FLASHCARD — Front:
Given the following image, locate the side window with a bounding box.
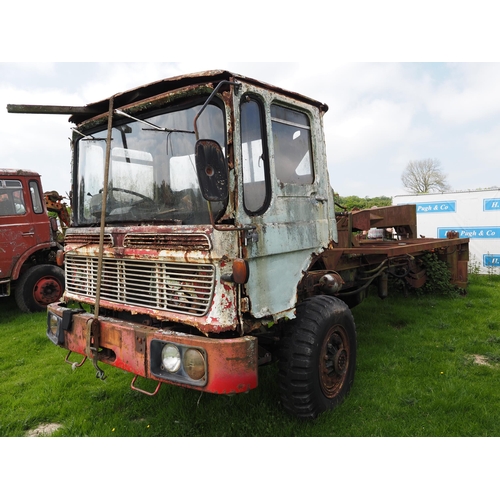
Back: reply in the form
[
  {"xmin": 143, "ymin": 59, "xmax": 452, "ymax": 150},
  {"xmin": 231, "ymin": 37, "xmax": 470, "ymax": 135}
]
[
  {"xmin": 241, "ymin": 97, "xmax": 270, "ymax": 214},
  {"xmin": 0, "ymin": 180, "xmax": 27, "ymax": 216},
  {"xmin": 29, "ymin": 180, "xmax": 44, "ymax": 214},
  {"xmin": 271, "ymin": 105, "xmax": 314, "ymax": 185}
]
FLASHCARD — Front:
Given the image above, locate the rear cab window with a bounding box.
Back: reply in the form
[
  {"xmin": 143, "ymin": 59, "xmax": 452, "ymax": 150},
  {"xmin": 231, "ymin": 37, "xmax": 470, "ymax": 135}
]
[{"xmin": 270, "ymin": 104, "xmax": 314, "ymax": 186}]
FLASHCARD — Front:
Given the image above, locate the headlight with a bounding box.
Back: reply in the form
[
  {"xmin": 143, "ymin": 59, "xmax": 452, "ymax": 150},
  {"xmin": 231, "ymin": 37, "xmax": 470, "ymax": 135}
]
[
  {"xmin": 183, "ymin": 348, "xmax": 206, "ymax": 381},
  {"xmin": 150, "ymin": 340, "xmax": 207, "ymax": 387},
  {"xmin": 46, "ymin": 313, "xmax": 64, "ymax": 345},
  {"xmin": 49, "ymin": 315, "xmax": 59, "ymax": 336},
  {"xmin": 161, "ymin": 344, "xmax": 181, "ymax": 373}
]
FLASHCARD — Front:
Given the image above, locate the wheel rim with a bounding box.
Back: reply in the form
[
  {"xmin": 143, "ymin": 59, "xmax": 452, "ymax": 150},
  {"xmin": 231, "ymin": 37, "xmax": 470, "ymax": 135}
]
[
  {"xmin": 33, "ymin": 277, "xmax": 63, "ymax": 306},
  {"xmin": 319, "ymin": 325, "xmax": 350, "ymax": 398}
]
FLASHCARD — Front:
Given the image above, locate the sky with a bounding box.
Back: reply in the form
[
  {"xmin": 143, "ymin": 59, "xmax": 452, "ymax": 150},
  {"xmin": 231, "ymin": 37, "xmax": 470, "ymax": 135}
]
[
  {"xmin": 2, "ymin": 61, "xmax": 499, "ymax": 201},
  {"xmin": 1, "ymin": 2, "xmax": 499, "ymax": 202}
]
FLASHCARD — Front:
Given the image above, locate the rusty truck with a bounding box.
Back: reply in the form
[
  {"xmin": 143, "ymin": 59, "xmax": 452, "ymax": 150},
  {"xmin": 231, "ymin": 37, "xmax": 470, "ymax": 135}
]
[
  {"xmin": 8, "ymin": 70, "xmax": 469, "ymax": 418},
  {"xmin": 0, "ymin": 169, "xmax": 67, "ymax": 312}
]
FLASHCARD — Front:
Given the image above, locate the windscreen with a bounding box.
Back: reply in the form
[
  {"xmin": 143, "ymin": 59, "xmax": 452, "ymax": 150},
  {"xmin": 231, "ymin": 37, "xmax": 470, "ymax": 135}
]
[{"xmin": 75, "ymin": 101, "xmax": 225, "ymax": 225}]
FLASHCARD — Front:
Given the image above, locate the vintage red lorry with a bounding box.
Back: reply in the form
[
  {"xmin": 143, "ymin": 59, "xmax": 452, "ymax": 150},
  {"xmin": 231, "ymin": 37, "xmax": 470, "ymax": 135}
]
[
  {"xmin": 0, "ymin": 169, "xmax": 66, "ymax": 312},
  {"xmin": 8, "ymin": 70, "xmax": 469, "ymax": 418}
]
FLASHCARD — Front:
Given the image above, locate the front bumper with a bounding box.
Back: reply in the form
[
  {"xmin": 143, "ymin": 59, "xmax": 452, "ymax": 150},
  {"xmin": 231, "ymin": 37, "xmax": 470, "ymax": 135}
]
[{"xmin": 47, "ymin": 302, "xmax": 258, "ymax": 395}]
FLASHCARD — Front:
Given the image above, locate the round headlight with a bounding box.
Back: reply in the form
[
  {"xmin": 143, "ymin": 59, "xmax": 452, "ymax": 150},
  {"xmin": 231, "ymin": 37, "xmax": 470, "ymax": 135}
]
[
  {"xmin": 183, "ymin": 348, "xmax": 206, "ymax": 381},
  {"xmin": 161, "ymin": 344, "xmax": 181, "ymax": 373}
]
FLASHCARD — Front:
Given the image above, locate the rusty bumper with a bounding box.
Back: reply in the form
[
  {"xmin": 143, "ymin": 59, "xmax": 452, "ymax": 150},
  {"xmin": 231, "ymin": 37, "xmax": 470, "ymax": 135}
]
[{"xmin": 47, "ymin": 302, "xmax": 258, "ymax": 395}]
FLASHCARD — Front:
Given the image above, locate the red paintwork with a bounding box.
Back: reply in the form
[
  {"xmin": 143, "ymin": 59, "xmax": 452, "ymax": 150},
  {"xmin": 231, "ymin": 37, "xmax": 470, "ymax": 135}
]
[
  {"xmin": 50, "ymin": 303, "xmax": 258, "ymax": 395},
  {"xmin": 33, "ymin": 275, "xmax": 64, "ymax": 305},
  {"xmin": 0, "ymin": 170, "xmax": 53, "ymax": 281}
]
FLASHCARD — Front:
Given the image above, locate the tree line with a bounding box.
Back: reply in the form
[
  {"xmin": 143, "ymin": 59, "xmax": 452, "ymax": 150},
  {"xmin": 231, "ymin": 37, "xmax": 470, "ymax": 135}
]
[
  {"xmin": 335, "ymin": 157, "xmax": 454, "ymax": 211},
  {"xmin": 334, "ymin": 194, "xmax": 392, "ymax": 211}
]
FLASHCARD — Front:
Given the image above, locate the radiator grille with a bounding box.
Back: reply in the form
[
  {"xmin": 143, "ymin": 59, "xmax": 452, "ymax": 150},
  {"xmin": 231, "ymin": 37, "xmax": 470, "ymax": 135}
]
[
  {"xmin": 65, "ymin": 233, "xmax": 114, "ymax": 247},
  {"xmin": 123, "ymin": 233, "xmax": 211, "ymax": 250},
  {"xmin": 65, "ymin": 255, "xmax": 215, "ymax": 316}
]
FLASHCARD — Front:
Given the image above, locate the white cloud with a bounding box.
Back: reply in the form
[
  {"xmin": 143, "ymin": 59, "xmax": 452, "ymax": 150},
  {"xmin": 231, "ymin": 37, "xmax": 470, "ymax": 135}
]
[
  {"xmin": 426, "ymin": 63, "xmax": 500, "ymax": 124},
  {"xmin": 1, "ymin": 62, "xmax": 499, "ymax": 199},
  {"xmin": 1, "ymin": 85, "xmax": 76, "ymax": 196},
  {"xmin": 466, "ymin": 124, "xmax": 500, "ymax": 165},
  {"xmin": 78, "ymin": 63, "xmax": 179, "ymax": 103}
]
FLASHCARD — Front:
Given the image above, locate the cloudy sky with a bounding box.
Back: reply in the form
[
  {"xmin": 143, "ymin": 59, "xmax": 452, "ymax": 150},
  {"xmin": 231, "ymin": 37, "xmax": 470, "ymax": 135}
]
[
  {"xmin": 1, "ymin": 1, "xmax": 499, "ymax": 203},
  {"xmin": 2, "ymin": 61, "xmax": 499, "ymax": 201}
]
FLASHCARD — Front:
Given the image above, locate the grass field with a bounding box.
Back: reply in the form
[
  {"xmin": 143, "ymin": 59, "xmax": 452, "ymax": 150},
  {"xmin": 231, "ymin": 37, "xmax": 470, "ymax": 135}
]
[{"xmin": 1, "ymin": 273, "xmax": 499, "ymax": 437}]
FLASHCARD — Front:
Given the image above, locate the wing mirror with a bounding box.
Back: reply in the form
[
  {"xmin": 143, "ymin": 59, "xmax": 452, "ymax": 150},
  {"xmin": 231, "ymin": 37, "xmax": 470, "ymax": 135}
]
[{"xmin": 194, "ymin": 139, "xmax": 229, "ymax": 202}]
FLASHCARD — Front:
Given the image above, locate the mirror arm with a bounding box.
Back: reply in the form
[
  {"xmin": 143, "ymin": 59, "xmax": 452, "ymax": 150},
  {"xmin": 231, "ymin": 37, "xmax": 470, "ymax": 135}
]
[
  {"xmin": 206, "ymin": 201, "xmax": 255, "ymax": 234},
  {"xmin": 193, "ymin": 80, "xmax": 241, "ymax": 140}
]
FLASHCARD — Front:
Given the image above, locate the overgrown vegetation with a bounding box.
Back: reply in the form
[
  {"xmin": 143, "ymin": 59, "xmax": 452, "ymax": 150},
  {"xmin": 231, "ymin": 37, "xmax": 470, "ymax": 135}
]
[
  {"xmin": 1, "ymin": 274, "xmax": 499, "ymax": 437},
  {"xmin": 416, "ymin": 251, "xmax": 461, "ymax": 295},
  {"xmin": 334, "ymin": 194, "xmax": 392, "ymax": 211},
  {"xmin": 388, "ymin": 251, "xmax": 462, "ymax": 298}
]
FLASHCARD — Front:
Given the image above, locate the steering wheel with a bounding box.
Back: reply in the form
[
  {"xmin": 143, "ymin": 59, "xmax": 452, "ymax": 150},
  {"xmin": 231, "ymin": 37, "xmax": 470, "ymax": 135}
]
[{"xmin": 106, "ymin": 187, "xmax": 155, "ymax": 204}]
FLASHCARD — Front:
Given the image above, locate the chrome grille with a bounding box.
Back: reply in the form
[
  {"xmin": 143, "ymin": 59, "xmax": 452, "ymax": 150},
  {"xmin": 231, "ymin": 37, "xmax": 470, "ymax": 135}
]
[
  {"xmin": 65, "ymin": 255, "xmax": 215, "ymax": 316},
  {"xmin": 123, "ymin": 233, "xmax": 211, "ymax": 250}
]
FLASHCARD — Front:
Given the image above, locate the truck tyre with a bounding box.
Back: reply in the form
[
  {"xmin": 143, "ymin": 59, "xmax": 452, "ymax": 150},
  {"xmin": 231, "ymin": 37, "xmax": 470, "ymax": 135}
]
[
  {"xmin": 278, "ymin": 295, "xmax": 357, "ymax": 419},
  {"xmin": 15, "ymin": 264, "xmax": 65, "ymax": 313}
]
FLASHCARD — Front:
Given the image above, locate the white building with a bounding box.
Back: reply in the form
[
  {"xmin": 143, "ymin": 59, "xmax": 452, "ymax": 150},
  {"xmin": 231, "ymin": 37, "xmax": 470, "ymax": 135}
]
[{"xmin": 393, "ymin": 188, "xmax": 500, "ymax": 274}]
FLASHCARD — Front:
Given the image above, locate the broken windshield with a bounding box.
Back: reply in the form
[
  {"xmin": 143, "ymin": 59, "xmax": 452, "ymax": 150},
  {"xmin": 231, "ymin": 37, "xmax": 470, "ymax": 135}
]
[{"xmin": 75, "ymin": 101, "xmax": 226, "ymax": 225}]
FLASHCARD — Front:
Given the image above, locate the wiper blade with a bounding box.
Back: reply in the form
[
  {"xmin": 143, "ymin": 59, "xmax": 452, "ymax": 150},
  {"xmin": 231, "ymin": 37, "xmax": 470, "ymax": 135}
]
[
  {"xmin": 142, "ymin": 128, "xmax": 194, "ymax": 134},
  {"xmin": 114, "ymin": 109, "xmax": 194, "ymax": 134},
  {"xmin": 74, "ymin": 128, "xmax": 109, "ymax": 141}
]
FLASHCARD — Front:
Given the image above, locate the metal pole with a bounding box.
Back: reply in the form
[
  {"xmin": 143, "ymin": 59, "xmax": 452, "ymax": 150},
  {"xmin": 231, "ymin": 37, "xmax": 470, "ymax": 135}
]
[
  {"xmin": 94, "ymin": 96, "xmax": 114, "ymax": 318},
  {"xmin": 88, "ymin": 95, "xmax": 114, "ymax": 380}
]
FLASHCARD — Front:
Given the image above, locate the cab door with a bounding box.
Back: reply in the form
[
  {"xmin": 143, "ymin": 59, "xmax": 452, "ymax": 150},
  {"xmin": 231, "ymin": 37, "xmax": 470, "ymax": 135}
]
[
  {"xmin": 0, "ymin": 176, "xmax": 49, "ymax": 280},
  {"xmin": 234, "ymin": 84, "xmax": 336, "ymax": 320}
]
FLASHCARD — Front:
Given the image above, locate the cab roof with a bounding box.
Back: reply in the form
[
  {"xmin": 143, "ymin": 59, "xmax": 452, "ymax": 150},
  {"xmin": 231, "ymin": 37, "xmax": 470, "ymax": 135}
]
[
  {"xmin": 70, "ymin": 69, "xmax": 328, "ymax": 125},
  {"xmin": 0, "ymin": 169, "xmax": 40, "ymax": 178}
]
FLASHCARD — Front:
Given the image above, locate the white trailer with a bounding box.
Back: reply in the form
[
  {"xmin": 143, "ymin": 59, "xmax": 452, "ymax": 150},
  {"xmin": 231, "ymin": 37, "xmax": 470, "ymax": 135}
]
[{"xmin": 394, "ymin": 189, "xmax": 500, "ymax": 274}]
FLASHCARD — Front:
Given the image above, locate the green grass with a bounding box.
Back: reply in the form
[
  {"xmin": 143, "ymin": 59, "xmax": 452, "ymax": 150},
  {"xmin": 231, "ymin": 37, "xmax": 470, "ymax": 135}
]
[{"xmin": 1, "ymin": 274, "xmax": 499, "ymax": 437}]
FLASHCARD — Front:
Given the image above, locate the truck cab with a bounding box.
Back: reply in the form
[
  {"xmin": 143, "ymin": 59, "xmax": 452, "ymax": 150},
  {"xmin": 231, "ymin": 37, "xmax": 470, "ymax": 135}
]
[
  {"xmin": 62, "ymin": 71, "xmax": 335, "ymax": 331},
  {"xmin": 0, "ymin": 169, "xmax": 65, "ymax": 312}
]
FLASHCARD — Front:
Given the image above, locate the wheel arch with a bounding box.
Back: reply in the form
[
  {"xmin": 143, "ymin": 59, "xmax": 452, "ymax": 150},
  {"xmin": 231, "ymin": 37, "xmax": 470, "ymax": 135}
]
[{"xmin": 11, "ymin": 244, "xmax": 58, "ymax": 281}]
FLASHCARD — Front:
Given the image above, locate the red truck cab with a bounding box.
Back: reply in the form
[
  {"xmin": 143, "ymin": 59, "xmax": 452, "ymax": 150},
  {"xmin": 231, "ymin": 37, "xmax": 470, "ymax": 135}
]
[{"xmin": 0, "ymin": 169, "xmax": 65, "ymax": 312}]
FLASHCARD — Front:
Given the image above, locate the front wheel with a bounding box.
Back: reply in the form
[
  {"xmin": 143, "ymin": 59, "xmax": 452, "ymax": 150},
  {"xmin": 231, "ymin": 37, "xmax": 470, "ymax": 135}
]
[
  {"xmin": 15, "ymin": 264, "xmax": 65, "ymax": 313},
  {"xmin": 278, "ymin": 295, "xmax": 357, "ymax": 419}
]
